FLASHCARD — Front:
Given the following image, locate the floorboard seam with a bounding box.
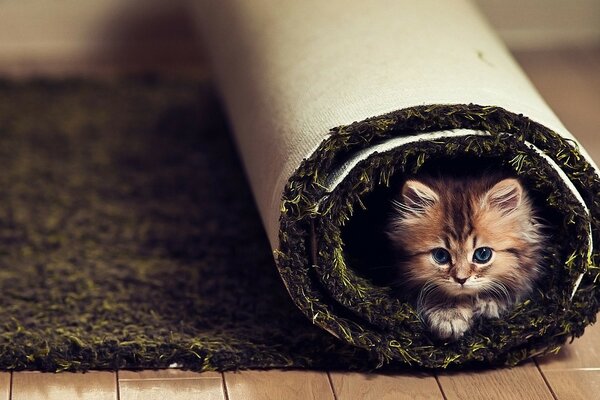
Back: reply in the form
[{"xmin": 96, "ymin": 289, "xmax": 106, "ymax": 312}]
[
  {"xmin": 326, "ymin": 372, "xmax": 338, "ymax": 400},
  {"xmin": 120, "ymin": 377, "xmax": 220, "ymax": 382},
  {"xmin": 434, "ymin": 374, "xmax": 448, "ymax": 400},
  {"xmin": 534, "ymin": 358, "xmax": 559, "ymax": 400},
  {"xmin": 116, "ymin": 370, "xmax": 121, "ymax": 400},
  {"xmin": 221, "ymin": 372, "xmax": 230, "ymax": 400}
]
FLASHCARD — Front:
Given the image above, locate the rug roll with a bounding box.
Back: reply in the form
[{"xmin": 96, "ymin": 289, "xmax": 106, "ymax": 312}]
[{"xmin": 196, "ymin": 0, "xmax": 600, "ymax": 368}]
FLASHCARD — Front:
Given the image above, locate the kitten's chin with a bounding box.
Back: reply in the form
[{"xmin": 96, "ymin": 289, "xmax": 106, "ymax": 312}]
[{"xmin": 444, "ymin": 283, "xmax": 480, "ymax": 297}]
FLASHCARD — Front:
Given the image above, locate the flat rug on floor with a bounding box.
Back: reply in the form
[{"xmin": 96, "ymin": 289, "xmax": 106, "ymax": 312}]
[{"xmin": 0, "ymin": 79, "xmax": 372, "ymax": 372}]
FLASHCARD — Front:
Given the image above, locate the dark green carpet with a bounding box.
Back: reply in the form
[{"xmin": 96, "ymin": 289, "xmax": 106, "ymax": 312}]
[{"xmin": 0, "ymin": 78, "xmax": 373, "ymax": 371}]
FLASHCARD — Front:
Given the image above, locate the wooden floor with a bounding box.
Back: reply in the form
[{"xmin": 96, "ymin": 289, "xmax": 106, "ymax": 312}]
[
  {"xmin": 2, "ymin": 321, "xmax": 600, "ymax": 400},
  {"xmin": 1, "ymin": 48, "xmax": 599, "ymax": 399}
]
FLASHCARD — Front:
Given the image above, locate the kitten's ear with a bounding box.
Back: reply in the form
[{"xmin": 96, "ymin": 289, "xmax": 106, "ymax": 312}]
[
  {"xmin": 484, "ymin": 178, "xmax": 523, "ymax": 214},
  {"xmin": 401, "ymin": 180, "xmax": 439, "ymax": 213}
]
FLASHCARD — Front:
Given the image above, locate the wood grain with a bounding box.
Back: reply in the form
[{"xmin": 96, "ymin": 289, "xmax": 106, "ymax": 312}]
[
  {"xmin": 540, "ymin": 370, "xmax": 600, "ymax": 400},
  {"xmin": 11, "ymin": 372, "xmax": 116, "ymax": 400},
  {"xmin": 329, "ymin": 372, "xmax": 443, "ymax": 400},
  {"xmin": 0, "ymin": 373, "xmax": 9, "ymax": 400},
  {"xmin": 436, "ymin": 362, "xmax": 554, "ymax": 400},
  {"xmin": 118, "ymin": 370, "xmax": 224, "ymax": 400},
  {"xmin": 224, "ymin": 370, "xmax": 333, "ymax": 400},
  {"xmin": 537, "ymin": 321, "xmax": 600, "ymax": 370}
]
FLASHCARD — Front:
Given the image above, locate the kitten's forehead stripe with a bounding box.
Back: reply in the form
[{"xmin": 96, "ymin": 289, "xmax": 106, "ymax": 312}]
[
  {"xmin": 451, "ymin": 191, "xmax": 463, "ymax": 240},
  {"xmin": 444, "ymin": 236, "xmax": 451, "ymax": 249},
  {"xmin": 447, "ymin": 230, "xmax": 459, "ymax": 242},
  {"xmin": 461, "ymin": 195, "xmax": 473, "ymax": 242},
  {"xmin": 445, "ymin": 183, "xmax": 474, "ymax": 244},
  {"xmin": 465, "ymin": 225, "xmax": 474, "ymax": 240},
  {"xmin": 445, "ymin": 190, "xmax": 460, "ymax": 242}
]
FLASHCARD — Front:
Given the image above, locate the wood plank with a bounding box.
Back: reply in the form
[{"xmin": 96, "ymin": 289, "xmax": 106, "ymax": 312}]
[
  {"xmin": 537, "ymin": 318, "xmax": 600, "ymax": 370},
  {"xmin": 0, "ymin": 373, "xmax": 9, "ymax": 400},
  {"xmin": 11, "ymin": 371, "xmax": 117, "ymax": 400},
  {"xmin": 224, "ymin": 370, "xmax": 333, "ymax": 400},
  {"xmin": 436, "ymin": 362, "xmax": 553, "ymax": 400},
  {"xmin": 328, "ymin": 372, "xmax": 443, "ymax": 400},
  {"xmin": 118, "ymin": 370, "xmax": 224, "ymax": 400},
  {"xmin": 540, "ymin": 370, "xmax": 600, "ymax": 400},
  {"xmin": 514, "ymin": 48, "xmax": 600, "ymax": 162},
  {"xmin": 536, "ymin": 319, "xmax": 600, "ymax": 399}
]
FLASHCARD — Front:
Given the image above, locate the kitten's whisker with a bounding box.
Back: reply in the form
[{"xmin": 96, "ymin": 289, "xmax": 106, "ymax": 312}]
[
  {"xmin": 486, "ymin": 285, "xmax": 504, "ymax": 304},
  {"xmin": 497, "ymin": 281, "xmax": 513, "ymax": 304},
  {"xmin": 416, "ymin": 279, "xmax": 444, "ymax": 321},
  {"xmin": 484, "ymin": 281, "xmax": 512, "ymax": 306},
  {"xmin": 492, "ymin": 281, "xmax": 509, "ymax": 302},
  {"xmin": 479, "ymin": 281, "xmax": 501, "ymax": 303}
]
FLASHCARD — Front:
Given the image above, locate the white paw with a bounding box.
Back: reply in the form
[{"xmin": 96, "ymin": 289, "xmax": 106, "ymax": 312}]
[
  {"xmin": 473, "ymin": 298, "xmax": 506, "ymax": 319},
  {"xmin": 426, "ymin": 307, "xmax": 473, "ymax": 340}
]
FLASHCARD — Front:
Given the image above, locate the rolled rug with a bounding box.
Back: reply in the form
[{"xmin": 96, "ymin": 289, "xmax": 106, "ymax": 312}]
[{"xmin": 196, "ymin": 0, "xmax": 600, "ymax": 368}]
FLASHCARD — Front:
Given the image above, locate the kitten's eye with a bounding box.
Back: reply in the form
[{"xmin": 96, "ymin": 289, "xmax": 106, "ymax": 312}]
[
  {"xmin": 431, "ymin": 248, "xmax": 451, "ymax": 264},
  {"xmin": 473, "ymin": 247, "xmax": 493, "ymax": 264}
]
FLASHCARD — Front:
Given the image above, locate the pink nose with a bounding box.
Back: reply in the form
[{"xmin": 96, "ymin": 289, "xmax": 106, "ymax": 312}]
[{"xmin": 455, "ymin": 277, "xmax": 467, "ymax": 285}]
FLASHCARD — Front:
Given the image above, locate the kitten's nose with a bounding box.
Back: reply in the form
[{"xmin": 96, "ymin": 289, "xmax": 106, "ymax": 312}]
[{"xmin": 455, "ymin": 277, "xmax": 467, "ymax": 285}]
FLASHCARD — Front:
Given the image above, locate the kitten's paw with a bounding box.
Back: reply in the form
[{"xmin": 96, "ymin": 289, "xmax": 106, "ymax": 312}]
[
  {"xmin": 426, "ymin": 307, "xmax": 473, "ymax": 340},
  {"xmin": 473, "ymin": 298, "xmax": 506, "ymax": 319}
]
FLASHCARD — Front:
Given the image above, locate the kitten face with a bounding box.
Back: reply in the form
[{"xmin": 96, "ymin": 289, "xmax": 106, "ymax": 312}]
[{"xmin": 387, "ymin": 175, "xmax": 544, "ymax": 304}]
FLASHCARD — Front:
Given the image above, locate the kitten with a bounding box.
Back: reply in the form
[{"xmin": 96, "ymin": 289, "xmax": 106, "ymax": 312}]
[{"xmin": 387, "ymin": 174, "xmax": 545, "ymax": 340}]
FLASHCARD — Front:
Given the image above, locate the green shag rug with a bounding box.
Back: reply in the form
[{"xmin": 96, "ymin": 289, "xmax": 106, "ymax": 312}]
[
  {"xmin": 0, "ymin": 78, "xmax": 373, "ymax": 371},
  {"xmin": 1, "ymin": 79, "xmax": 598, "ymax": 372}
]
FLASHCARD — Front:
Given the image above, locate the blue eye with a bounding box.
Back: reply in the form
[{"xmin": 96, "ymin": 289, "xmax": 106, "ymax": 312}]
[
  {"xmin": 432, "ymin": 248, "xmax": 451, "ymax": 264},
  {"xmin": 473, "ymin": 247, "xmax": 493, "ymax": 263}
]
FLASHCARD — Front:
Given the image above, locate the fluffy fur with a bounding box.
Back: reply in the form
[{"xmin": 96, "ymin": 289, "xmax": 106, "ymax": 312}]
[{"xmin": 387, "ymin": 174, "xmax": 545, "ymax": 340}]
